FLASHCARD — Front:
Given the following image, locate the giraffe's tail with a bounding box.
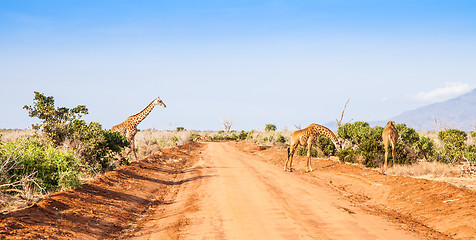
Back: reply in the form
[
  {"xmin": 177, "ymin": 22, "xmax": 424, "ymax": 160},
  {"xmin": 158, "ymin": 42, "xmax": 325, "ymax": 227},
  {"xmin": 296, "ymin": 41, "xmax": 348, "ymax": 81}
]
[{"xmin": 287, "ymin": 147, "xmax": 290, "ymax": 159}]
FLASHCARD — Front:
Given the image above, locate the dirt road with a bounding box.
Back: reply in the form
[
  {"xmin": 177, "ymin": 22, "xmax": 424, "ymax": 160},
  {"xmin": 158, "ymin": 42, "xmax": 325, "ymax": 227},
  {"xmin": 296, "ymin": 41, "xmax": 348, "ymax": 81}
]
[
  {"xmin": 1, "ymin": 141, "xmax": 476, "ymax": 239},
  {"xmin": 139, "ymin": 142, "xmax": 422, "ymax": 239}
]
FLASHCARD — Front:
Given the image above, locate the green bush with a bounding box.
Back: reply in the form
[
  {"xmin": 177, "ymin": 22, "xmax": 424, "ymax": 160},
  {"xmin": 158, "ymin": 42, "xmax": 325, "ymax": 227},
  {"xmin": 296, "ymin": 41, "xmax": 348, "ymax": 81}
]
[
  {"xmin": 395, "ymin": 123, "xmax": 420, "ymax": 147},
  {"xmin": 0, "ymin": 136, "xmax": 81, "ymax": 191},
  {"xmin": 338, "ymin": 121, "xmax": 383, "ymax": 144},
  {"xmin": 464, "ymin": 146, "xmax": 476, "ymax": 163},
  {"xmin": 24, "ymin": 92, "xmax": 128, "ymax": 172},
  {"xmin": 438, "ymin": 129, "xmax": 467, "ymax": 164},
  {"xmin": 357, "ymin": 138, "xmax": 383, "ymax": 168},
  {"xmin": 336, "ymin": 147, "xmax": 357, "ymax": 163},
  {"xmin": 212, "ymin": 132, "xmax": 240, "ymax": 141},
  {"xmin": 415, "ymin": 136, "xmax": 436, "ymax": 160},
  {"xmin": 189, "ymin": 132, "xmax": 201, "ymax": 142},
  {"xmin": 246, "ymin": 130, "xmax": 255, "ymax": 140},
  {"xmin": 238, "ymin": 131, "xmax": 248, "ymax": 140},
  {"xmin": 265, "ymin": 124, "xmax": 277, "ymax": 132},
  {"xmin": 471, "ymin": 131, "xmax": 476, "ymax": 138},
  {"xmin": 316, "ymin": 135, "xmax": 336, "ymax": 157},
  {"xmin": 296, "ymin": 145, "xmax": 318, "ymax": 157},
  {"xmin": 24, "ymin": 91, "xmax": 88, "ymax": 145},
  {"xmin": 277, "ymin": 135, "xmax": 286, "ymax": 143}
]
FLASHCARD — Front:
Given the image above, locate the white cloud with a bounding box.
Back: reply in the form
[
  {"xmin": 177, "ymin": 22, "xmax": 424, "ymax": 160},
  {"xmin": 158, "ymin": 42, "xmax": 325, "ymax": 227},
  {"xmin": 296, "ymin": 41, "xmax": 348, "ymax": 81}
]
[{"xmin": 413, "ymin": 82, "xmax": 472, "ymax": 103}]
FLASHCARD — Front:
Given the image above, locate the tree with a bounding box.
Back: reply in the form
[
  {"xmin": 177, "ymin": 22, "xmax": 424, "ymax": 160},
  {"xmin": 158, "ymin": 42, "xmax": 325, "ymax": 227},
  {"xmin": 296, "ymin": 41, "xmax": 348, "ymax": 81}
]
[
  {"xmin": 24, "ymin": 91, "xmax": 88, "ymax": 144},
  {"xmin": 24, "ymin": 91, "xmax": 128, "ymax": 172},
  {"xmin": 336, "ymin": 98, "xmax": 352, "ymax": 127},
  {"xmin": 221, "ymin": 118, "xmax": 234, "ymax": 133},
  {"xmin": 265, "ymin": 124, "xmax": 277, "ymax": 132}
]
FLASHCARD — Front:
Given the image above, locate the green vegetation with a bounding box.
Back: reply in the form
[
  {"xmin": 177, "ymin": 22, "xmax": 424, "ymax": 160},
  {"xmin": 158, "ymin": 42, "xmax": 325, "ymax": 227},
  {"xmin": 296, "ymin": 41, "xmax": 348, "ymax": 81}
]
[
  {"xmin": 437, "ymin": 129, "xmax": 476, "ymax": 164},
  {"xmin": 3, "ymin": 93, "xmax": 475, "ymax": 201},
  {"xmin": 336, "ymin": 121, "xmax": 435, "ymax": 168},
  {"xmin": 1, "ymin": 92, "xmax": 130, "ymax": 197},
  {"xmin": 265, "ymin": 124, "xmax": 277, "ymax": 132}
]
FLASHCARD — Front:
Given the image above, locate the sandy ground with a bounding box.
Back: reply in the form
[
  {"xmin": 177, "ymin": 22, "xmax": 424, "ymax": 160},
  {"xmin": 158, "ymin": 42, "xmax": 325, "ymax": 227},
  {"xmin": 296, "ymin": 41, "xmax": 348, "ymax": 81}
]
[{"xmin": 1, "ymin": 141, "xmax": 476, "ymax": 239}]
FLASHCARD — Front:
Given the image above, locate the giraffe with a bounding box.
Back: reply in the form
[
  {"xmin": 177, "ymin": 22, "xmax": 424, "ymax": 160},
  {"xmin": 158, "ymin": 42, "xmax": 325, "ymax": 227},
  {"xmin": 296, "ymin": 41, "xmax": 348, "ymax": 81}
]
[
  {"xmin": 111, "ymin": 97, "xmax": 166, "ymax": 161},
  {"xmin": 285, "ymin": 123, "xmax": 342, "ymax": 172},
  {"xmin": 382, "ymin": 120, "xmax": 399, "ymax": 172}
]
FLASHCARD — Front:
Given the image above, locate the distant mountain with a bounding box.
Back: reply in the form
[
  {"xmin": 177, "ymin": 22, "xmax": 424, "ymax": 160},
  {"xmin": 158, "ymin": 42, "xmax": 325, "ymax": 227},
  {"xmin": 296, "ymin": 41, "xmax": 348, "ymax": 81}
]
[{"xmin": 384, "ymin": 88, "xmax": 476, "ymax": 132}]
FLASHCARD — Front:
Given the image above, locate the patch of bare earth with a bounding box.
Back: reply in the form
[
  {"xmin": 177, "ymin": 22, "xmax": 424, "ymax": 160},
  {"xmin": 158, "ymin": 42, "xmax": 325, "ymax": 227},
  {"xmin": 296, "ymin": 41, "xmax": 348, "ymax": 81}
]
[{"xmin": 0, "ymin": 142, "xmax": 204, "ymax": 239}]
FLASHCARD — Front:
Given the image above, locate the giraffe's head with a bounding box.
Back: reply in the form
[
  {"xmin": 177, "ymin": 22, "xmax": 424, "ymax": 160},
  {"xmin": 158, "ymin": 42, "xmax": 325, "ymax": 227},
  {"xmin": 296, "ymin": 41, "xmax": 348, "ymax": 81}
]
[
  {"xmin": 332, "ymin": 139, "xmax": 345, "ymax": 151},
  {"xmin": 387, "ymin": 121, "xmax": 395, "ymax": 127},
  {"xmin": 153, "ymin": 97, "xmax": 167, "ymax": 108}
]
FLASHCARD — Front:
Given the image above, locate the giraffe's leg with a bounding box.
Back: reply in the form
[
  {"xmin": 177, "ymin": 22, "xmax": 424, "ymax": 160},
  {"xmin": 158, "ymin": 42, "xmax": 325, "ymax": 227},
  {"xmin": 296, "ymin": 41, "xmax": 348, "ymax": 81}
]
[
  {"xmin": 383, "ymin": 143, "xmax": 388, "ymax": 173},
  {"xmin": 306, "ymin": 142, "xmax": 312, "ymax": 172},
  {"xmin": 131, "ymin": 138, "xmax": 138, "ymax": 161},
  {"xmin": 285, "ymin": 147, "xmax": 291, "ymax": 171},
  {"xmin": 391, "ymin": 142, "xmax": 396, "ymax": 167},
  {"xmin": 286, "ymin": 144, "xmax": 297, "ymax": 172}
]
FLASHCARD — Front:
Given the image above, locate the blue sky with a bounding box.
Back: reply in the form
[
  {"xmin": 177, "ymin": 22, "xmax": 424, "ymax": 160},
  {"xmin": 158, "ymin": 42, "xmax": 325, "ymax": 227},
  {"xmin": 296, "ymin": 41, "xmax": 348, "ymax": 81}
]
[{"xmin": 1, "ymin": 0, "xmax": 475, "ymax": 131}]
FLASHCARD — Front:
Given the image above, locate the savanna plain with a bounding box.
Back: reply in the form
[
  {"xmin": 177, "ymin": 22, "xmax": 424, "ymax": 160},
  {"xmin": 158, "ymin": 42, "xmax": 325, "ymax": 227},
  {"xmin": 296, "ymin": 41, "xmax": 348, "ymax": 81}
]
[{"xmin": 1, "ymin": 128, "xmax": 476, "ymax": 239}]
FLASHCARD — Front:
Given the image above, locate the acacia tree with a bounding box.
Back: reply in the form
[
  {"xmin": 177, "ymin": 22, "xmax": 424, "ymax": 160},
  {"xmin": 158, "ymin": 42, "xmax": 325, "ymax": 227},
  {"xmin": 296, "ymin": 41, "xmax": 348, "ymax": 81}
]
[{"xmin": 24, "ymin": 91, "xmax": 88, "ymax": 144}]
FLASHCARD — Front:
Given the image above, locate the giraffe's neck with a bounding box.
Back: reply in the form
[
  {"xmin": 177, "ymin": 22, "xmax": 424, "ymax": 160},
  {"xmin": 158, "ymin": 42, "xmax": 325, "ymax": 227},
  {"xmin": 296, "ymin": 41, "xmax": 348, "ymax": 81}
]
[
  {"xmin": 310, "ymin": 124, "xmax": 338, "ymax": 143},
  {"xmin": 129, "ymin": 100, "xmax": 156, "ymax": 127}
]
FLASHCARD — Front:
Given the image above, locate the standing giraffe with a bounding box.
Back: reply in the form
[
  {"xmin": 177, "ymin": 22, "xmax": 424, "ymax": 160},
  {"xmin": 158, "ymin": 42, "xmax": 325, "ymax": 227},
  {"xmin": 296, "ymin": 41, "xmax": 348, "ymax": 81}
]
[
  {"xmin": 111, "ymin": 97, "xmax": 166, "ymax": 161},
  {"xmin": 382, "ymin": 121, "xmax": 399, "ymax": 172},
  {"xmin": 285, "ymin": 123, "xmax": 342, "ymax": 172}
]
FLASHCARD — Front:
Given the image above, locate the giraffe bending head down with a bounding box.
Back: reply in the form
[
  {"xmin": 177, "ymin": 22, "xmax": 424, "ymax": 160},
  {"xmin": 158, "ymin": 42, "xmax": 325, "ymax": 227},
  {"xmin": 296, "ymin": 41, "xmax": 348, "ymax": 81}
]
[
  {"xmin": 285, "ymin": 123, "xmax": 342, "ymax": 172},
  {"xmin": 111, "ymin": 97, "xmax": 166, "ymax": 161},
  {"xmin": 382, "ymin": 120, "xmax": 399, "ymax": 172}
]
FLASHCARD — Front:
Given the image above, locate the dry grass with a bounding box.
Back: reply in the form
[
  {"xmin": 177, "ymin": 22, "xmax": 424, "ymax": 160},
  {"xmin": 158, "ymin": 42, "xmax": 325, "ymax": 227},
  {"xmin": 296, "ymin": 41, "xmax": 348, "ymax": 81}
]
[
  {"xmin": 0, "ymin": 129, "xmax": 36, "ymax": 142},
  {"xmin": 386, "ymin": 161, "xmax": 476, "ymax": 191},
  {"xmin": 386, "ymin": 161, "xmax": 456, "ymax": 178},
  {"xmin": 134, "ymin": 130, "xmax": 194, "ymax": 159},
  {"xmin": 245, "ymin": 130, "xmax": 292, "ymax": 148}
]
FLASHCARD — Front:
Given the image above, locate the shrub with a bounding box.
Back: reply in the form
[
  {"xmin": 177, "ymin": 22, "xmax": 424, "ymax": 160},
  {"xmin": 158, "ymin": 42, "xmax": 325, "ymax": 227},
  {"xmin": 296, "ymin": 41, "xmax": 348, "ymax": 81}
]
[
  {"xmin": 24, "ymin": 91, "xmax": 88, "ymax": 145},
  {"xmin": 176, "ymin": 127, "xmax": 185, "ymax": 132},
  {"xmin": 415, "ymin": 136, "xmax": 436, "ymax": 160},
  {"xmin": 336, "ymin": 148, "xmax": 357, "ymax": 163},
  {"xmin": 338, "ymin": 121, "xmax": 383, "ymax": 144},
  {"xmin": 238, "ymin": 131, "xmax": 248, "ymax": 140},
  {"xmin": 0, "ymin": 136, "xmax": 81, "ymax": 191},
  {"xmin": 471, "ymin": 131, "xmax": 476, "ymax": 138},
  {"xmin": 265, "ymin": 124, "xmax": 277, "ymax": 132},
  {"xmin": 277, "ymin": 135, "xmax": 286, "ymax": 143},
  {"xmin": 24, "ymin": 92, "xmax": 128, "ymax": 173},
  {"xmin": 357, "ymin": 138, "xmax": 383, "ymax": 168},
  {"xmin": 296, "ymin": 145, "xmax": 318, "ymax": 157},
  {"xmin": 189, "ymin": 132, "xmax": 201, "ymax": 142},
  {"xmin": 316, "ymin": 135, "xmax": 336, "ymax": 157},
  {"xmin": 246, "ymin": 130, "xmax": 255, "ymax": 140},
  {"xmin": 71, "ymin": 122, "xmax": 129, "ymax": 172},
  {"xmin": 464, "ymin": 146, "xmax": 476, "ymax": 163},
  {"xmin": 395, "ymin": 123, "xmax": 420, "ymax": 147},
  {"xmin": 438, "ymin": 129, "xmax": 467, "ymax": 164}
]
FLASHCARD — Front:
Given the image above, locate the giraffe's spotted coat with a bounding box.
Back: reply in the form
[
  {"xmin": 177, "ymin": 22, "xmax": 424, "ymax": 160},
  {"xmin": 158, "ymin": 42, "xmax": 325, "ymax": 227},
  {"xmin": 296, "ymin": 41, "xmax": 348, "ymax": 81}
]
[
  {"xmin": 382, "ymin": 121, "xmax": 399, "ymax": 172},
  {"xmin": 285, "ymin": 123, "xmax": 341, "ymax": 172},
  {"xmin": 111, "ymin": 97, "xmax": 166, "ymax": 160}
]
